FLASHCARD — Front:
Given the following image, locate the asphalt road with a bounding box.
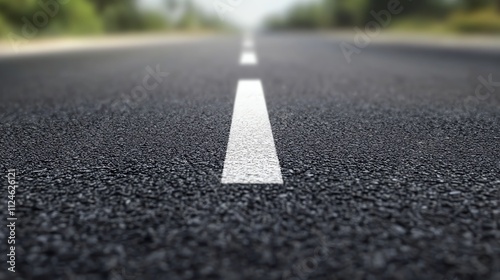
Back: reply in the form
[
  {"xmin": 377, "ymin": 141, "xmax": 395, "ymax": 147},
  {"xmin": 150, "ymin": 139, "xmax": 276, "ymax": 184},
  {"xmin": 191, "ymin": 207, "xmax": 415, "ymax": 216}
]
[{"xmin": 0, "ymin": 34, "xmax": 499, "ymax": 280}]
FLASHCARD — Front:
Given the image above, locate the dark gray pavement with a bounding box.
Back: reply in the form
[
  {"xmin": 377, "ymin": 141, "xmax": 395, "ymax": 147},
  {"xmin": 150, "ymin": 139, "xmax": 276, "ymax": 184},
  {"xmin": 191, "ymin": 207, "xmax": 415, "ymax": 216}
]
[{"xmin": 0, "ymin": 34, "xmax": 499, "ymax": 280}]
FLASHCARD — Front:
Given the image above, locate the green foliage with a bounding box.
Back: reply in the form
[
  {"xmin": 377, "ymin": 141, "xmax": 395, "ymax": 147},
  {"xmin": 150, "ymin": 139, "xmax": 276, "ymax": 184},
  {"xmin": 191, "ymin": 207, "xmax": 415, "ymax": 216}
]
[
  {"xmin": 449, "ymin": 8, "xmax": 500, "ymax": 33},
  {"xmin": 0, "ymin": 0, "xmax": 224, "ymax": 38},
  {"xmin": 101, "ymin": 2, "xmax": 143, "ymax": 32},
  {"xmin": 333, "ymin": 0, "xmax": 370, "ymax": 27},
  {"xmin": 51, "ymin": 0, "xmax": 103, "ymax": 35},
  {"xmin": 264, "ymin": 16, "xmax": 286, "ymax": 30},
  {"xmin": 287, "ymin": 3, "xmax": 329, "ymax": 29},
  {"xmin": 265, "ymin": 0, "xmax": 500, "ymax": 34},
  {"xmin": 173, "ymin": 0, "xmax": 225, "ymax": 31},
  {"xmin": 0, "ymin": 0, "xmax": 103, "ymax": 37},
  {"xmin": 140, "ymin": 12, "xmax": 169, "ymax": 31},
  {"xmin": 0, "ymin": 0, "xmax": 38, "ymax": 28},
  {"xmin": 0, "ymin": 13, "xmax": 10, "ymax": 37},
  {"xmin": 460, "ymin": 0, "xmax": 496, "ymax": 11},
  {"xmin": 176, "ymin": 1, "xmax": 200, "ymax": 30}
]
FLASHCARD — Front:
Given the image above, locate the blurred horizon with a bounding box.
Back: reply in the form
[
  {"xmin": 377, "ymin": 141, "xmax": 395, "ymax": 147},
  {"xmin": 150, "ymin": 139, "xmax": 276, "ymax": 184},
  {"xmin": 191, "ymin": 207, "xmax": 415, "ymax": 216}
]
[
  {"xmin": 265, "ymin": 0, "xmax": 500, "ymax": 35},
  {"xmin": 0, "ymin": 0, "xmax": 499, "ymax": 41}
]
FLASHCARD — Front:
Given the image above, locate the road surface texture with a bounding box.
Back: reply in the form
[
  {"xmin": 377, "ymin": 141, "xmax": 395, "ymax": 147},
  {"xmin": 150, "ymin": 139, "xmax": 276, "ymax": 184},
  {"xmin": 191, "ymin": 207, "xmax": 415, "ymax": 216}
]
[{"xmin": 0, "ymin": 34, "xmax": 499, "ymax": 280}]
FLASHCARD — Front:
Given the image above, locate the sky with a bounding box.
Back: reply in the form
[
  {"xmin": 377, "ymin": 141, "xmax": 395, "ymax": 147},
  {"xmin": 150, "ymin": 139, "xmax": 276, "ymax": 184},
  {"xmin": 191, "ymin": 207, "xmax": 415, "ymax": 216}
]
[
  {"xmin": 195, "ymin": 0, "xmax": 316, "ymax": 29},
  {"xmin": 141, "ymin": 0, "xmax": 316, "ymax": 29}
]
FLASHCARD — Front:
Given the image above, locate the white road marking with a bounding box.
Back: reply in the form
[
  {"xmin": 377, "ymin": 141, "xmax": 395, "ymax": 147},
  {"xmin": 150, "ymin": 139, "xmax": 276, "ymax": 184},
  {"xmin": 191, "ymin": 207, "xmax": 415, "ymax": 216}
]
[
  {"xmin": 243, "ymin": 38, "xmax": 254, "ymax": 49},
  {"xmin": 222, "ymin": 80, "xmax": 283, "ymax": 184},
  {"xmin": 240, "ymin": 51, "xmax": 258, "ymax": 65}
]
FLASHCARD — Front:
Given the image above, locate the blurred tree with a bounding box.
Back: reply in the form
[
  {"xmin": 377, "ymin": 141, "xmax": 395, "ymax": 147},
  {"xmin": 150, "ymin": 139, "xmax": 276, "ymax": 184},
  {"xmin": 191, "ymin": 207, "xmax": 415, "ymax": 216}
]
[
  {"xmin": 264, "ymin": 16, "xmax": 285, "ymax": 30},
  {"xmin": 87, "ymin": 0, "xmax": 124, "ymax": 13},
  {"xmin": 0, "ymin": 0, "xmax": 224, "ymax": 38},
  {"xmin": 0, "ymin": 0, "xmax": 102, "ymax": 36},
  {"xmin": 140, "ymin": 11, "xmax": 169, "ymax": 31},
  {"xmin": 0, "ymin": 0, "xmax": 38, "ymax": 28},
  {"xmin": 100, "ymin": 1, "xmax": 143, "ymax": 32},
  {"xmin": 50, "ymin": 0, "xmax": 103, "ymax": 35},
  {"xmin": 266, "ymin": 0, "xmax": 500, "ymax": 34},
  {"xmin": 0, "ymin": 13, "xmax": 10, "ymax": 37},
  {"xmin": 285, "ymin": 3, "xmax": 327, "ymax": 29},
  {"xmin": 174, "ymin": 0, "xmax": 224, "ymax": 31},
  {"xmin": 176, "ymin": 0, "xmax": 200, "ymax": 30},
  {"xmin": 333, "ymin": 0, "xmax": 370, "ymax": 27},
  {"xmin": 461, "ymin": 0, "xmax": 494, "ymax": 11}
]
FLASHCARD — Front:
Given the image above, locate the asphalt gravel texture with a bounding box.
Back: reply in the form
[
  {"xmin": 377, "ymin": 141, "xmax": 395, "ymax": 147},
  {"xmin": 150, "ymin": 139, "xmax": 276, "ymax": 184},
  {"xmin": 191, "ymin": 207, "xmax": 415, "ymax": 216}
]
[{"xmin": 0, "ymin": 34, "xmax": 499, "ymax": 280}]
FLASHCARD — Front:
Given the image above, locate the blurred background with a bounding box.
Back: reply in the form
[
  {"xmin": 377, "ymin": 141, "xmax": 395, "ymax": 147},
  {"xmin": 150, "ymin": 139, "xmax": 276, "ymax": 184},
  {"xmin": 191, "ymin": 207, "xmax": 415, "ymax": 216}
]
[
  {"xmin": 0, "ymin": 0, "xmax": 228, "ymax": 39},
  {"xmin": 0, "ymin": 0, "xmax": 499, "ymax": 40},
  {"xmin": 265, "ymin": 0, "xmax": 500, "ymax": 34}
]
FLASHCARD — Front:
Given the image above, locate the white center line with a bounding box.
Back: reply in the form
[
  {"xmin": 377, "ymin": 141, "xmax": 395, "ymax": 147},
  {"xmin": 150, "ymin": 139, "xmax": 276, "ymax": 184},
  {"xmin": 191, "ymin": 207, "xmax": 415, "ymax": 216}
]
[
  {"xmin": 243, "ymin": 38, "xmax": 254, "ymax": 49},
  {"xmin": 222, "ymin": 80, "xmax": 283, "ymax": 184},
  {"xmin": 240, "ymin": 51, "xmax": 258, "ymax": 65}
]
